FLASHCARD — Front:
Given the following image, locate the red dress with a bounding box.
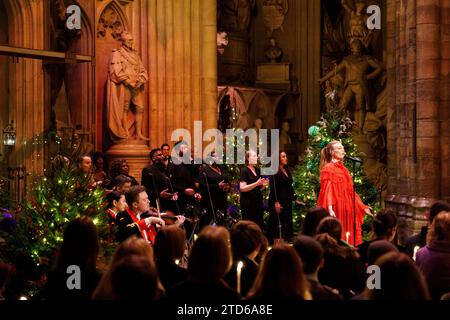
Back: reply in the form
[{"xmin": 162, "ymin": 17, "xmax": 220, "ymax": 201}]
[{"xmin": 317, "ymin": 161, "xmax": 368, "ymax": 246}]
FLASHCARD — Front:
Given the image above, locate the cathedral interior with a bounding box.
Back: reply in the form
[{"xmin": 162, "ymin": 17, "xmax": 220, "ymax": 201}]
[{"xmin": 0, "ymin": 0, "xmax": 449, "ymax": 304}]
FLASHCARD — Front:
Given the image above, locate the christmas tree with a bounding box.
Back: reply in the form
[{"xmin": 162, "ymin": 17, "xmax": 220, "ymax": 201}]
[
  {"xmin": 0, "ymin": 132, "xmax": 111, "ymax": 298},
  {"xmin": 292, "ymin": 92, "xmax": 378, "ymax": 240}
]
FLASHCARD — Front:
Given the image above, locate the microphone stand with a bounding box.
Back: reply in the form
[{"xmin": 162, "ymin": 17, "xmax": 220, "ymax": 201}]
[
  {"xmin": 148, "ymin": 173, "xmax": 161, "ymax": 218},
  {"xmin": 345, "ymin": 157, "xmax": 358, "ymax": 247},
  {"xmin": 202, "ymin": 170, "xmax": 218, "ymax": 226},
  {"xmin": 165, "ymin": 176, "xmax": 182, "ymax": 216},
  {"xmin": 272, "ymin": 173, "xmax": 283, "ymax": 243}
]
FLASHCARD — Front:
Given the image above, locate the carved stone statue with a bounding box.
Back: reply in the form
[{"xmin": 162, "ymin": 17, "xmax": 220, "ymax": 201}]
[
  {"xmin": 220, "ymin": 0, "xmax": 256, "ymax": 33},
  {"xmin": 217, "ymin": 31, "xmax": 229, "ymax": 55},
  {"xmin": 279, "ymin": 121, "xmax": 292, "ymax": 151},
  {"xmin": 341, "ymin": 0, "xmax": 374, "ymax": 48},
  {"xmin": 262, "ymin": 0, "xmax": 289, "ymax": 36},
  {"xmin": 107, "ymin": 31, "xmax": 149, "ymax": 142},
  {"xmin": 265, "ymin": 37, "xmax": 283, "ymax": 63},
  {"xmin": 319, "ymin": 39, "xmax": 382, "ymax": 133}
]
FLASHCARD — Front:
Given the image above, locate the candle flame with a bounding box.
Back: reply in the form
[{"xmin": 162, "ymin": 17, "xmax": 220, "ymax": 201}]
[
  {"xmin": 413, "ymin": 246, "xmax": 420, "ymax": 261},
  {"xmin": 237, "ymin": 261, "xmax": 244, "ymax": 272}
]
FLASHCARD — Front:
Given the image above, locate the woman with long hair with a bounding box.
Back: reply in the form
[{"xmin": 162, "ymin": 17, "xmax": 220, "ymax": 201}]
[
  {"xmin": 246, "ymin": 244, "xmax": 311, "ymax": 301},
  {"xmin": 317, "ymin": 141, "xmax": 371, "ymax": 246},
  {"xmin": 268, "ymin": 151, "xmax": 297, "ymax": 243},
  {"xmin": 239, "ymin": 150, "xmax": 269, "ymax": 230},
  {"xmin": 168, "ymin": 226, "xmax": 240, "ymax": 302},
  {"xmin": 42, "ymin": 217, "xmax": 102, "ymax": 300},
  {"xmin": 92, "ymin": 236, "xmax": 164, "ymax": 300}
]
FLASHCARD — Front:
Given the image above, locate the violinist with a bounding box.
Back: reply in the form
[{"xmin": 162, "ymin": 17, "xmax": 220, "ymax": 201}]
[{"xmin": 116, "ymin": 186, "xmax": 166, "ymax": 243}]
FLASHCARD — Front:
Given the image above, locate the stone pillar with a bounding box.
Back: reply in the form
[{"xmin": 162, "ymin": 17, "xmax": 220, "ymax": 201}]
[
  {"xmin": 145, "ymin": 0, "xmax": 218, "ymax": 149},
  {"xmin": 2, "ymin": 0, "xmax": 46, "ymax": 198},
  {"xmin": 386, "ymin": 0, "xmax": 450, "ymax": 229}
]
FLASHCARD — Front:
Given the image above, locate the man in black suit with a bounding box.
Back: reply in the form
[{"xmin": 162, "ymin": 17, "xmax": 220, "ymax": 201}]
[{"xmin": 141, "ymin": 148, "xmax": 179, "ymax": 213}]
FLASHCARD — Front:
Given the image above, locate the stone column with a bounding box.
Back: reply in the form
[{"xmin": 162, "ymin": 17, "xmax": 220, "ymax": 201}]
[
  {"xmin": 386, "ymin": 0, "xmax": 450, "ymax": 235},
  {"xmin": 144, "ymin": 0, "xmax": 218, "ymax": 149}
]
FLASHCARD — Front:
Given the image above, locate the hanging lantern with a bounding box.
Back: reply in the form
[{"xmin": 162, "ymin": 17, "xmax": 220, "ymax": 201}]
[{"xmin": 3, "ymin": 120, "xmax": 16, "ymax": 147}]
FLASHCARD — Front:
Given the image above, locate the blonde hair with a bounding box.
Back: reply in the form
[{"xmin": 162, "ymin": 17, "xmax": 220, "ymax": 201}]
[{"xmin": 320, "ymin": 141, "xmax": 341, "ymax": 170}]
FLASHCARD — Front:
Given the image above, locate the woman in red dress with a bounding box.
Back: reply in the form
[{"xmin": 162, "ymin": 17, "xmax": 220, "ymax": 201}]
[{"xmin": 317, "ymin": 141, "xmax": 371, "ymax": 246}]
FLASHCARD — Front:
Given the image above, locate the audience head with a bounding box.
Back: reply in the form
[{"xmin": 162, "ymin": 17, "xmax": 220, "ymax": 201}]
[
  {"xmin": 111, "ymin": 255, "xmax": 158, "ymax": 301},
  {"xmin": 293, "ymin": 235, "xmax": 324, "ymax": 275},
  {"xmin": 125, "ymin": 186, "xmax": 149, "ymax": 214},
  {"xmin": 364, "ymin": 252, "xmax": 430, "ymax": 300},
  {"xmin": 367, "ymin": 240, "xmax": 399, "ymax": 266},
  {"xmin": 279, "ymin": 151, "xmax": 288, "ymax": 167},
  {"xmin": 428, "ymin": 201, "xmax": 450, "ymax": 224},
  {"xmin": 105, "ymin": 191, "xmax": 127, "ymax": 212},
  {"xmin": 230, "ymin": 221, "xmax": 263, "ymax": 260},
  {"xmin": 188, "ymin": 226, "xmax": 232, "ymax": 281},
  {"xmin": 316, "ymin": 217, "xmax": 343, "ymax": 242},
  {"xmin": 427, "ymin": 211, "xmax": 450, "ymax": 244},
  {"xmin": 114, "ymin": 175, "xmax": 132, "ymax": 193},
  {"xmin": 248, "ymin": 244, "xmax": 309, "ymax": 301},
  {"xmin": 77, "ymin": 155, "xmax": 92, "ymax": 175},
  {"xmin": 154, "ymin": 226, "xmax": 186, "ymax": 263},
  {"xmin": 92, "ymin": 236, "xmax": 155, "ymax": 300},
  {"xmin": 174, "ymin": 140, "xmax": 189, "ymax": 157},
  {"xmin": 372, "ymin": 209, "xmax": 398, "ymax": 241},
  {"xmin": 56, "ymin": 216, "xmax": 99, "ymax": 272},
  {"xmin": 301, "ymin": 207, "xmax": 329, "ymax": 237}
]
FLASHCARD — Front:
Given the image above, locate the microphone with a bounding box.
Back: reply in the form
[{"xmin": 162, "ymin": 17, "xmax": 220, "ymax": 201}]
[{"xmin": 344, "ymin": 155, "xmax": 363, "ymax": 163}]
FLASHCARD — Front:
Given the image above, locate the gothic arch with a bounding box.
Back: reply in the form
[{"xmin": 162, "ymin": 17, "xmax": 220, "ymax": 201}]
[
  {"xmin": 97, "ymin": 0, "xmax": 130, "ymax": 40},
  {"xmin": 247, "ymin": 91, "xmax": 271, "ymax": 128}
]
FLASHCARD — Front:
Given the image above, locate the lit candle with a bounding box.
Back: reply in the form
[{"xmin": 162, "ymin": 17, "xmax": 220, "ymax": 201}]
[
  {"xmin": 236, "ymin": 261, "xmax": 244, "ymax": 295},
  {"xmin": 346, "ymin": 231, "xmax": 350, "ymax": 243},
  {"xmin": 413, "ymin": 246, "xmax": 420, "ymax": 261}
]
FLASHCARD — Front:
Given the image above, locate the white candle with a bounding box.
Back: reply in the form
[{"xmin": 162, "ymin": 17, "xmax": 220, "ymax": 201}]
[
  {"xmin": 413, "ymin": 246, "xmax": 420, "ymax": 261},
  {"xmin": 236, "ymin": 261, "xmax": 244, "ymax": 295},
  {"xmin": 346, "ymin": 231, "xmax": 350, "ymax": 243}
]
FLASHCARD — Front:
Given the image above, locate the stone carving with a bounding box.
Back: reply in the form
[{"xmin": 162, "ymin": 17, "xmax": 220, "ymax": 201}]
[
  {"xmin": 265, "ymin": 37, "xmax": 283, "ymax": 63},
  {"xmin": 107, "ymin": 32, "xmax": 149, "ymax": 142},
  {"xmin": 319, "ymin": 39, "xmax": 382, "ymax": 133},
  {"xmin": 279, "ymin": 121, "xmax": 292, "ymax": 151},
  {"xmin": 341, "ymin": 0, "xmax": 374, "ymax": 48},
  {"xmin": 219, "ymin": 0, "xmax": 256, "ymax": 33},
  {"xmin": 97, "ymin": 6, "xmax": 124, "ymax": 39},
  {"xmin": 262, "ymin": 0, "xmax": 289, "ymax": 36},
  {"xmin": 217, "ymin": 31, "xmax": 229, "ymax": 55}
]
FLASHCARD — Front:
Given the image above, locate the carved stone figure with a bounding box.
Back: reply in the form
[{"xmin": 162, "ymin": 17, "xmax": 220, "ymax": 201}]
[
  {"xmin": 220, "ymin": 0, "xmax": 256, "ymax": 33},
  {"xmin": 265, "ymin": 37, "xmax": 283, "ymax": 63},
  {"xmin": 341, "ymin": 0, "xmax": 374, "ymax": 48},
  {"xmin": 217, "ymin": 31, "xmax": 229, "ymax": 55},
  {"xmin": 107, "ymin": 31, "xmax": 149, "ymax": 142},
  {"xmin": 262, "ymin": 0, "xmax": 289, "ymax": 36},
  {"xmin": 279, "ymin": 121, "xmax": 292, "ymax": 151},
  {"xmin": 319, "ymin": 39, "xmax": 382, "ymax": 133}
]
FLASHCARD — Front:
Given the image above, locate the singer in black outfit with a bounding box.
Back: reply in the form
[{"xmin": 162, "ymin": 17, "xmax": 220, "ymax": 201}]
[
  {"xmin": 141, "ymin": 148, "xmax": 178, "ymax": 213},
  {"xmin": 268, "ymin": 151, "xmax": 295, "ymax": 243},
  {"xmin": 170, "ymin": 141, "xmax": 201, "ymax": 215},
  {"xmin": 239, "ymin": 150, "xmax": 269, "ymax": 231},
  {"xmin": 199, "ymin": 151, "xmax": 230, "ymax": 229}
]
